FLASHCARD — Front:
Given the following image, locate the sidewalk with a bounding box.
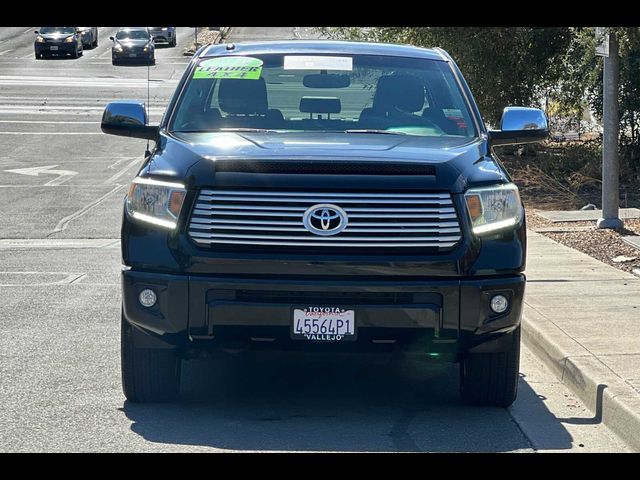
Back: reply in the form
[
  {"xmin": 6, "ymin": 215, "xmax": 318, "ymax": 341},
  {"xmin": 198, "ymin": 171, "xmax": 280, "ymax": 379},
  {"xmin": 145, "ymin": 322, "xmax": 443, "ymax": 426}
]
[{"xmin": 522, "ymin": 230, "xmax": 640, "ymax": 451}]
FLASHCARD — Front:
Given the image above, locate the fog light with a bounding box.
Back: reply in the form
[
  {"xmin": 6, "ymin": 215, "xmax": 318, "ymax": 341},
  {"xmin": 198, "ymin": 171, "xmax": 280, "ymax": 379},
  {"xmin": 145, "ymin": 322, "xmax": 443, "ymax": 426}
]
[
  {"xmin": 490, "ymin": 294, "xmax": 509, "ymax": 314},
  {"xmin": 139, "ymin": 289, "xmax": 157, "ymax": 308}
]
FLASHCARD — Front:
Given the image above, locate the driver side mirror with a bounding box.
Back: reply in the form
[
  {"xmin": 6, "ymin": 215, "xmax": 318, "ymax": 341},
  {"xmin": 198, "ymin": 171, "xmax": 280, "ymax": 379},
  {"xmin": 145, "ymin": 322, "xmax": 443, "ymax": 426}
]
[
  {"xmin": 488, "ymin": 107, "xmax": 548, "ymax": 147},
  {"xmin": 109, "ymin": 36, "xmax": 115, "ymax": 41},
  {"xmin": 101, "ymin": 101, "xmax": 159, "ymax": 141},
  {"xmin": 34, "ymin": 30, "xmax": 39, "ymax": 34}
]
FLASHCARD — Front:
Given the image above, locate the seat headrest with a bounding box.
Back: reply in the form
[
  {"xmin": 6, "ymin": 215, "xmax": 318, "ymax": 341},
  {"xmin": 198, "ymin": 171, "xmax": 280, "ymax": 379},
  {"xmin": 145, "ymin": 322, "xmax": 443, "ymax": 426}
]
[
  {"xmin": 218, "ymin": 78, "xmax": 268, "ymax": 115},
  {"xmin": 373, "ymin": 75, "xmax": 425, "ymax": 113}
]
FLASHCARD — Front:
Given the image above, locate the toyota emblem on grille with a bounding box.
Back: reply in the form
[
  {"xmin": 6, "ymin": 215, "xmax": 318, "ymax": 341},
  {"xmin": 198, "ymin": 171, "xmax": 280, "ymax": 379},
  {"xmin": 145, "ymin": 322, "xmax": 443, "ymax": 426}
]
[{"xmin": 302, "ymin": 204, "xmax": 348, "ymax": 236}]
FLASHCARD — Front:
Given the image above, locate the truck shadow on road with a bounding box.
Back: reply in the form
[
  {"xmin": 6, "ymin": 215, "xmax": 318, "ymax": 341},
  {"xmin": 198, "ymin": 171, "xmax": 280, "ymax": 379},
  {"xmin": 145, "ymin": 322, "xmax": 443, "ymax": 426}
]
[{"xmin": 121, "ymin": 354, "xmax": 574, "ymax": 452}]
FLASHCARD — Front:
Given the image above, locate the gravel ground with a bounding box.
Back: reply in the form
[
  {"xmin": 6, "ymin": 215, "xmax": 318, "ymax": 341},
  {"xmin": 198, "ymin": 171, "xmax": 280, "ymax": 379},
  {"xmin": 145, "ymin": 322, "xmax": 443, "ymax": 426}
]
[{"xmin": 527, "ymin": 210, "xmax": 640, "ymax": 275}]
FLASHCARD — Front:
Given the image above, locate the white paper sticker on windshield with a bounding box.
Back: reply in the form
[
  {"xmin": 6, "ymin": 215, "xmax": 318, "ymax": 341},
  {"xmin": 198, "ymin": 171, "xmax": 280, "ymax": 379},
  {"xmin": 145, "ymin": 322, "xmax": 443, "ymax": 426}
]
[
  {"xmin": 284, "ymin": 56, "xmax": 353, "ymax": 71},
  {"xmin": 443, "ymin": 108, "xmax": 463, "ymax": 118}
]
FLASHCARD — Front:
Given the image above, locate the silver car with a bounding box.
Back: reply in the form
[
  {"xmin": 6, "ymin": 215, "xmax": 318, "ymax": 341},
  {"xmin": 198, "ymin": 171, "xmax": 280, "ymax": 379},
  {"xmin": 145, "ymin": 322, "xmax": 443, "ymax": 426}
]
[
  {"xmin": 147, "ymin": 27, "xmax": 176, "ymax": 47},
  {"xmin": 78, "ymin": 27, "xmax": 98, "ymax": 49}
]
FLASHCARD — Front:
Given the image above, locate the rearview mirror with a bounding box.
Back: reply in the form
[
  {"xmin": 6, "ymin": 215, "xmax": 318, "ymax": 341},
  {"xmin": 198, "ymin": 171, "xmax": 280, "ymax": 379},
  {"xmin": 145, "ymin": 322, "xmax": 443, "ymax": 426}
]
[
  {"xmin": 303, "ymin": 73, "xmax": 351, "ymax": 89},
  {"xmin": 101, "ymin": 101, "xmax": 159, "ymax": 141},
  {"xmin": 488, "ymin": 107, "xmax": 548, "ymax": 147}
]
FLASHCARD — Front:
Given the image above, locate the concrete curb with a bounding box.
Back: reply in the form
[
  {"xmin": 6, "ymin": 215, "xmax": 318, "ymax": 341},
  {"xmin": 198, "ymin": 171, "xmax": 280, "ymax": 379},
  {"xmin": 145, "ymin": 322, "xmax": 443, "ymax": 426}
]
[
  {"xmin": 522, "ymin": 305, "xmax": 640, "ymax": 451},
  {"xmin": 183, "ymin": 27, "xmax": 232, "ymax": 57}
]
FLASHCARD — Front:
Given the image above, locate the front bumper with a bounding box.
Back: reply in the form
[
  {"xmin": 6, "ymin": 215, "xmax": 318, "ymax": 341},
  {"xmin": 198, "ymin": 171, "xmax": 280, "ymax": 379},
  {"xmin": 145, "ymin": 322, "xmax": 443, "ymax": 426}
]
[
  {"xmin": 35, "ymin": 43, "xmax": 77, "ymax": 55},
  {"xmin": 112, "ymin": 50, "xmax": 154, "ymax": 63},
  {"xmin": 122, "ymin": 269, "xmax": 525, "ymax": 357}
]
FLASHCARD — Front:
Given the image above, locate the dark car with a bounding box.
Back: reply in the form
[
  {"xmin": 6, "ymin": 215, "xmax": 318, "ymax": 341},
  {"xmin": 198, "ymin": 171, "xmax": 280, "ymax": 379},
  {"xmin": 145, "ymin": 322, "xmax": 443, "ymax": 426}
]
[
  {"xmin": 147, "ymin": 27, "xmax": 176, "ymax": 47},
  {"xmin": 34, "ymin": 27, "xmax": 83, "ymax": 59},
  {"xmin": 110, "ymin": 27, "xmax": 155, "ymax": 65},
  {"xmin": 102, "ymin": 41, "xmax": 548, "ymax": 405},
  {"xmin": 78, "ymin": 27, "xmax": 98, "ymax": 49}
]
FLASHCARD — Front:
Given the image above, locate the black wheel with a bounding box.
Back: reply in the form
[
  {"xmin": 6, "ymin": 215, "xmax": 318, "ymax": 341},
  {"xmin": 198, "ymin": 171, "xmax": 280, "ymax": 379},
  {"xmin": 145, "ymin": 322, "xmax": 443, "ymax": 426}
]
[
  {"xmin": 171, "ymin": 37, "xmax": 176, "ymax": 47},
  {"xmin": 121, "ymin": 312, "xmax": 181, "ymax": 402},
  {"xmin": 460, "ymin": 326, "xmax": 521, "ymax": 407},
  {"xmin": 35, "ymin": 52, "xmax": 40, "ymax": 59}
]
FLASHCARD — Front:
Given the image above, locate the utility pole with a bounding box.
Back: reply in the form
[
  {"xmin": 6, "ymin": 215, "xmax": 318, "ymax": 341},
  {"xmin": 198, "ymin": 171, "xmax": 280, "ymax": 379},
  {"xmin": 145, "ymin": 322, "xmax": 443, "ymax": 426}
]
[{"xmin": 597, "ymin": 29, "xmax": 623, "ymax": 229}]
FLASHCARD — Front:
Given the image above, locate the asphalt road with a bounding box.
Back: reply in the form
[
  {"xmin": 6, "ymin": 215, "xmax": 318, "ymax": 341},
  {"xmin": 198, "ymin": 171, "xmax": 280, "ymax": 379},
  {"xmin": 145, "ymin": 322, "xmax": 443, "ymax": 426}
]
[{"xmin": 0, "ymin": 27, "xmax": 631, "ymax": 452}]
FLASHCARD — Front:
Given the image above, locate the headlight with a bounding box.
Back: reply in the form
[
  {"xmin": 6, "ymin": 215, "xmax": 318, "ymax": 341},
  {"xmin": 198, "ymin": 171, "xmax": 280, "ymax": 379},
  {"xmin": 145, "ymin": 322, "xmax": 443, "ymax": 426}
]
[
  {"xmin": 126, "ymin": 178, "xmax": 187, "ymax": 230},
  {"xmin": 114, "ymin": 44, "xmax": 123, "ymax": 52},
  {"xmin": 143, "ymin": 46, "xmax": 149, "ymax": 52},
  {"xmin": 464, "ymin": 183, "xmax": 523, "ymax": 235},
  {"xmin": 64, "ymin": 36, "xmax": 74, "ymax": 43},
  {"xmin": 162, "ymin": 27, "xmax": 168, "ymax": 31},
  {"xmin": 35, "ymin": 36, "xmax": 45, "ymax": 43}
]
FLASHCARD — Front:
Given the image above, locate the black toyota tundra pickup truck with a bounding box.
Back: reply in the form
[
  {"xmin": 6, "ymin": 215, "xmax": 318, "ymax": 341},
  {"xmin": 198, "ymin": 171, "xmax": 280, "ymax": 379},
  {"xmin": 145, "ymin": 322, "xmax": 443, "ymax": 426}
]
[{"xmin": 101, "ymin": 40, "xmax": 548, "ymax": 406}]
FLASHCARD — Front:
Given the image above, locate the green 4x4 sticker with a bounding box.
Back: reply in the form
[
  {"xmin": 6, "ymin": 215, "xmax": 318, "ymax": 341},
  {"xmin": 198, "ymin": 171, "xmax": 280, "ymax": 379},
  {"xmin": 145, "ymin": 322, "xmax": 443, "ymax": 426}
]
[{"xmin": 193, "ymin": 57, "xmax": 263, "ymax": 80}]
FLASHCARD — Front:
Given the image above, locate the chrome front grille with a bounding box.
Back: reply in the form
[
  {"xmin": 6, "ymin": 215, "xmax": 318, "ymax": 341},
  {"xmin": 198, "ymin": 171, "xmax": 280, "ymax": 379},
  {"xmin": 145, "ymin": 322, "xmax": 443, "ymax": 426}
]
[{"xmin": 188, "ymin": 189, "xmax": 462, "ymax": 250}]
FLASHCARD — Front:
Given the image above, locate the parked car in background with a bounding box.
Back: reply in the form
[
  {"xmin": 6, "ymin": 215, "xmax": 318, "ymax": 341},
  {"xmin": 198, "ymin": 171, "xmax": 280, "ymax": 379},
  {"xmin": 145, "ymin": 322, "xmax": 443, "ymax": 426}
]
[
  {"xmin": 78, "ymin": 27, "xmax": 98, "ymax": 49},
  {"xmin": 147, "ymin": 27, "xmax": 176, "ymax": 47},
  {"xmin": 34, "ymin": 27, "xmax": 83, "ymax": 59},
  {"xmin": 110, "ymin": 27, "xmax": 155, "ymax": 65},
  {"xmin": 102, "ymin": 40, "xmax": 548, "ymax": 405}
]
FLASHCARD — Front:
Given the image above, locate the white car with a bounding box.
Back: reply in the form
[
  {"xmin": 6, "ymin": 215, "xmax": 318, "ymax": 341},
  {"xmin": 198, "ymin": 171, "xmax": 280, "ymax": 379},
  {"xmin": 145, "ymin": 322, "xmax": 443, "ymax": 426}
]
[{"xmin": 78, "ymin": 27, "xmax": 98, "ymax": 49}]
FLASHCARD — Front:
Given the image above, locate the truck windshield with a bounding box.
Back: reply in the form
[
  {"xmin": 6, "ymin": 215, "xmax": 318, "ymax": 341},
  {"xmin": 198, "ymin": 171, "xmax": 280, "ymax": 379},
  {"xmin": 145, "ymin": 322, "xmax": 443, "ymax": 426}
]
[{"xmin": 170, "ymin": 53, "xmax": 477, "ymax": 139}]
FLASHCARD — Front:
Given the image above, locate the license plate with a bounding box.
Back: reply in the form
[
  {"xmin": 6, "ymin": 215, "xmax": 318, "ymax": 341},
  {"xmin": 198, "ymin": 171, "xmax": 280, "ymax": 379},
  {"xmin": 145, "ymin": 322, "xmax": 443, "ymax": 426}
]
[
  {"xmin": 292, "ymin": 307, "xmax": 356, "ymax": 341},
  {"xmin": 129, "ymin": 53, "xmax": 137, "ymax": 57},
  {"xmin": 49, "ymin": 46, "xmax": 58, "ymax": 51}
]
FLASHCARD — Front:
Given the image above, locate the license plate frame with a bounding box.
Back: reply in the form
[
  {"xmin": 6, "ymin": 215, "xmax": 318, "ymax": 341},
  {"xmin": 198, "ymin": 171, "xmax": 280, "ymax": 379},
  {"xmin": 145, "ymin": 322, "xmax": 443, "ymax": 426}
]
[
  {"xmin": 291, "ymin": 306, "xmax": 356, "ymax": 342},
  {"xmin": 49, "ymin": 46, "xmax": 58, "ymax": 51},
  {"xmin": 128, "ymin": 53, "xmax": 137, "ymax": 58}
]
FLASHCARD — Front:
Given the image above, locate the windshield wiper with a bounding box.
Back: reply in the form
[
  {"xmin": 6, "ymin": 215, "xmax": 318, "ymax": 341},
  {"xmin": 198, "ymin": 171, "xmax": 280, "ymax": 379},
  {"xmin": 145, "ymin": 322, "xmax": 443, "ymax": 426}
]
[
  {"xmin": 217, "ymin": 127, "xmax": 279, "ymax": 133},
  {"xmin": 343, "ymin": 129, "xmax": 408, "ymax": 135},
  {"xmin": 172, "ymin": 127, "xmax": 280, "ymax": 134}
]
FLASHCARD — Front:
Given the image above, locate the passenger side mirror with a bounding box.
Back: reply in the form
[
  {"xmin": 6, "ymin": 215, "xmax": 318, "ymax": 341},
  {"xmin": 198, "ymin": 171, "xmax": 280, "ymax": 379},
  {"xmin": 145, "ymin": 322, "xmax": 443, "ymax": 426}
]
[
  {"xmin": 101, "ymin": 101, "xmax": 159, "ymax": 141},
  {"xmin": 488, "ymin": 107, "xmax": 548, "ymax": 147},
  {"xmin": 109, "ymin": 36, "xmax": 115, "ymax": 41}
]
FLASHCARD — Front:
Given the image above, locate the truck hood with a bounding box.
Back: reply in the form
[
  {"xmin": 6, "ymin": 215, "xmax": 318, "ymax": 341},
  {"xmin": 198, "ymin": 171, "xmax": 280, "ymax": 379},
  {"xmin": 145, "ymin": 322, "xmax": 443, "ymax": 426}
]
[{"xmin": 147, "ymin": 131, "xmax": 510, "ymax": 193}]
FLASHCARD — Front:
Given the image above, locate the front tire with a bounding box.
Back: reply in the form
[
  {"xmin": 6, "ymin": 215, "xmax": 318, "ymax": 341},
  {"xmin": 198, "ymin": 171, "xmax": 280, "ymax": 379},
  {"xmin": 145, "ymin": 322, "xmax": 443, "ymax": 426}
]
[
  {"xmin": 121, "ymin": 313, "xmax": 181, "ymax": 402},
  {"xmin": 460, "ymin": 326, "xmax": 521, "ymax": 407}
]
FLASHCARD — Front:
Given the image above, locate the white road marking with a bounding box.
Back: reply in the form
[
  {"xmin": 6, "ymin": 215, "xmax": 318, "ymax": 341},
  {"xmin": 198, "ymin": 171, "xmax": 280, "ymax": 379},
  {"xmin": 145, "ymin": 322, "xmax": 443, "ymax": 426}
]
[
  {"xmin": 0, "ymin": 239, "xmax": 119, "ymax": 249},
  {"xmin": 0, "ymin": 132, "xmax": 103, "ymax": 135},
  {"xmin": 0, "ymin": 75, "xmax": 178, "ymax": 88},
  {"xmin": 0, "ymin": 120, "xmax": 99, "ymax": 124},
  {"xmin": 104, "ymin": 157, "xmax": 142, "ymax": 184},
  {"xmin": 4, "ymin": 164, "xmax": 78, "ymax": 185},
  {"xmin": 23, "ymin": 27, "xmax": 34, "ymax": 34},
  {"xmin": 51, "ymin": 184, "xmax": 126, "ymax": 234},
  {"xmin": 0, "ymin": 49, "xmax": 13, "ymax": 56}
]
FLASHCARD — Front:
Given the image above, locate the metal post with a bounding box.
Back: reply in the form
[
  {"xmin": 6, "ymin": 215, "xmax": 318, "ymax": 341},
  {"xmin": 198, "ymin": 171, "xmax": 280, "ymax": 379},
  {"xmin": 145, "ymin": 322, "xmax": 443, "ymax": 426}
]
[{"xmin": 597, "ymin": 31, "xmax": 623, "ymax": 229}]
